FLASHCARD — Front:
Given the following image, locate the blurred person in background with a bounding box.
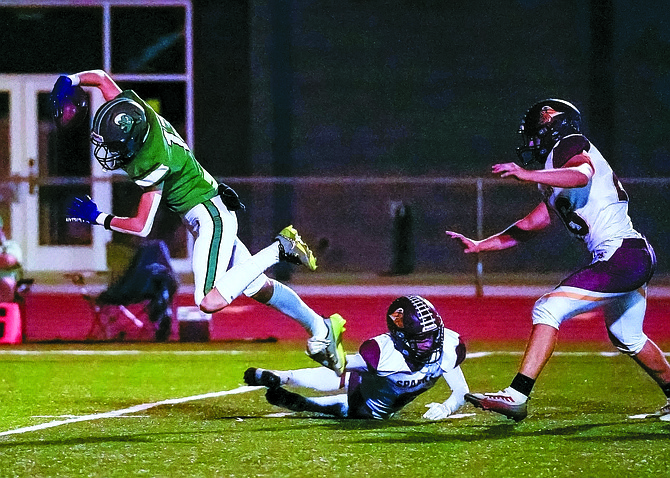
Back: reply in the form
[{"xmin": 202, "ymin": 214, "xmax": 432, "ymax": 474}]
[{"xmin": 0, "ymin": 216, "xmax": 23, "ymax": 303}]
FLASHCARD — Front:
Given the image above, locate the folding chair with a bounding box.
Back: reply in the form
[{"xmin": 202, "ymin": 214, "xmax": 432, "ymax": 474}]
[{"xmin": 72, "ymin": 240, "xmax": 179, "ymax": 342}]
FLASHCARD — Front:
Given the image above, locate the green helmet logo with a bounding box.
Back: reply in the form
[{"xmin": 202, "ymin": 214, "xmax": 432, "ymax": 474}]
[
  {"xmin": 91, "ymin": 97, "xmax": 148, "ymax": 170},
  {"xmin": 113, "ymin": 113, "xmax": 135, "ymax": 133}
]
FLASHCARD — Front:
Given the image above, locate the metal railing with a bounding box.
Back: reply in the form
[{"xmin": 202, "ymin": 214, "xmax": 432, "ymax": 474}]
[
  {"xmin": 221, "ymin": 176, "xmax": 670, "ymax": 280},
  {"xmin": 2, "ymin": 176, "xmax": 669, "ymax": 282}
]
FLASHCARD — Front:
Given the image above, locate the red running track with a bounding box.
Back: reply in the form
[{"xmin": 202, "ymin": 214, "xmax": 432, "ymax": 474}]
[{"xmin": 18, "ymin": 292, "xmax": 670, "ymax": 345}]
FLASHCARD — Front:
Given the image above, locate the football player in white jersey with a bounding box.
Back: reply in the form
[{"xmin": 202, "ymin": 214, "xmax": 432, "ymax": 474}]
[
  {"xmin": 244, "ymin": 295, "xmax": 469, "ymax": 420},
  {"xmin": 446, "ymin": 99, "xmax": 670, "ymax": 421}
]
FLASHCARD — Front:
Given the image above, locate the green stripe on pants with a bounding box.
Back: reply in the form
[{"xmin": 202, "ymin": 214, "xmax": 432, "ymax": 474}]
[{"xmin": 203, "ymin": 200, "xmax": 223, "ymax": 297}]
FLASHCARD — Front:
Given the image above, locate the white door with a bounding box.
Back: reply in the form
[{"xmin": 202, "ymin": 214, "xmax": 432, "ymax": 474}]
[{"xmin": 0, "ymin": 74, "xmax": 111, "ymax": 272}]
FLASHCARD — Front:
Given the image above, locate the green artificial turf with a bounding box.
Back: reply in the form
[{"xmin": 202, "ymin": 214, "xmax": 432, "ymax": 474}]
[{"xmin": 0, "ymin": 341, "xmax": 668, "ymax": 477}]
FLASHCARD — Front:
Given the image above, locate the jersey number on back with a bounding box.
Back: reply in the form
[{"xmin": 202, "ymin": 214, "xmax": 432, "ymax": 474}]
[{"xmin": 158, "ymin": 116, "xmax": 190, "ymax": 152}]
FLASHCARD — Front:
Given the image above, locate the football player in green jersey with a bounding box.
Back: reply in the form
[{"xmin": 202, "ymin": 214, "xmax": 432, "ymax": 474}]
[{"xmin": 58, "ymin": 70, "xmax": 346, "ymax": 375}]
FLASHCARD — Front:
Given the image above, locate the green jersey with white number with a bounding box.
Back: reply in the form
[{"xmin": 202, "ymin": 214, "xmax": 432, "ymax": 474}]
[{"xmin": 120, "ymin": 90, "xmax": 218, "ymax": 214}]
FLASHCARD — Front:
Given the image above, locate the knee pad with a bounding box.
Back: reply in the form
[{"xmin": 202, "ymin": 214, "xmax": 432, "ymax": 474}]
[
  {"xmin": 213, "ymin": 273, "xmax": 266, "ymax": 304},
  {"xmin": 531, "ymin": 297, "xmax": 562, "ymax": 330},
  {"xmin": 607, "ymin": 329, "xmax": 648, "ymax": 355}
]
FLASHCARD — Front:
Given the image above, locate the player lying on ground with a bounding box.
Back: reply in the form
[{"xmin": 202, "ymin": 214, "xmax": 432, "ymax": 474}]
[
  {"xmin": 50, "ymin": 71, "xmax": 345, "ymax": 374},
  {"xmin": 447, "ymin": 98, "xmax": 670, "ymax": 421},
  {"xmin": 245, "ymin": 295, "xmax": 469, "ymax": 419}
]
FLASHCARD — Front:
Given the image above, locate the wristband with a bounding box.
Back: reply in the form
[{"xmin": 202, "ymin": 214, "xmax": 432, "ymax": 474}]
[
  {"xmin": 95, "ymin": 213, "xmax": 115, "ymax": 230},
  {"xmin": 104, "ymin": 214, "xmax": 115, "ymax": 230},
  {"xmin": 67, "ymin": 74, "xmax": 80, "ymax": 86}
]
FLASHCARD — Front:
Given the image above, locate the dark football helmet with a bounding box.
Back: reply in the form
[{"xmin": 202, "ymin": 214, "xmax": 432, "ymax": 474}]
[
  {"xmin": 515, "ymin": 99, "xmax": 582, "ymax": 166},
  {"xmin": 386, "ymin": 295, "xmax": 444, "ymax": 365},
  {"xmin": 91, "ymin": 97, "xmax": 149, "ymax": 170}
]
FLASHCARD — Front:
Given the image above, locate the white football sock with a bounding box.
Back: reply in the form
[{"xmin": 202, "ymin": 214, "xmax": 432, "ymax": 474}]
[
  {"xmin": 504, "ymin": 386, "xmax": 529, "ymax": 403},
  {"xmin": 266, "ymin": 281, "xmax": 328, "ymax": 339},
  {"xmin": 284, "ymin": 368, "xmax": 343, "ymax": 392}
]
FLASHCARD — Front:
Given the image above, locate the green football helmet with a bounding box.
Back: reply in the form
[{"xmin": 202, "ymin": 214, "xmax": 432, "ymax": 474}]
[{"xmin": 91, "ymin": 97, "xmax": 149, "ymax": 170}]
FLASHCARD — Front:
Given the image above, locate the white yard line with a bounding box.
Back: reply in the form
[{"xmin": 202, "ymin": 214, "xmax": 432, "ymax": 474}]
[
  {"xmin": 1, "ymin": 349, "xmax": 663, "ymax": 357},
  {"xmin": 0, "ymin": 386, "xmax": 262, "ymax": 438}
]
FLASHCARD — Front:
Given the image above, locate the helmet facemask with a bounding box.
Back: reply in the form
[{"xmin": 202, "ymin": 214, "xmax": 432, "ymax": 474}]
[
  {"xmin": 515, "ymin": 99, "xmax": 582, "ymax": 166},
  {"xmin": 386, "ymin": 295, "xmax": 444, "ymax": 366},
  {"xmin": 391, "ymin": 327, "xmax": 444, "ymax": 365},
  {"xmin": 91, "ymin": 131, "xmax": 127, "ymax": 170}
]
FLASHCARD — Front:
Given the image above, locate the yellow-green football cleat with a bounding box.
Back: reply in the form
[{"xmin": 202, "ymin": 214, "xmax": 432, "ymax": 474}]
[
  {"xmin": 307, "ymin": 313, "xmax": 347, "ymax": 376},
  {"xmin": 276, "ymin": 225, "xmax": 318, "ymax": 271}
]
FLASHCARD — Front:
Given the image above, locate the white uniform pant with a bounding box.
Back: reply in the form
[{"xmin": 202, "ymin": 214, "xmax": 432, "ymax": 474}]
[
  {"xmin": 532, "ymin": 286, "xmax": 648, "ymax": 354},
  {"xmin": 183, "ymin": 195, "xmax": 266, "ymax": 305},
  {"xmin": 532, "ymin": 238, "xmax": 655, "ymax": 355}
]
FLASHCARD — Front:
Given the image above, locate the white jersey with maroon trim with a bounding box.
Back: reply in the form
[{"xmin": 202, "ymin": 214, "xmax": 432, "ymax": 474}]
[
  {"xmin": 356, "ymin": 328, "xmax": 463, "ymax": 419},
  {"xmin": 540, "ymin": 134, "xmax": 641, "ymax": 261}
]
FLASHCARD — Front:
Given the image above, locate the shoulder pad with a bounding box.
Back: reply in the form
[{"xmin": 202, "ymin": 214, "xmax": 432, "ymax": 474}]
[
  {"xmin": 455, "ymin": 340, "xmax": 466, "ymax": 367},
  {"xmin": 359, "ymin": 338, "xmax": 382, "ymax": 371},
  {"xmin": 552, "ymin": 135, "xmax": 590, "ymax": 168}
]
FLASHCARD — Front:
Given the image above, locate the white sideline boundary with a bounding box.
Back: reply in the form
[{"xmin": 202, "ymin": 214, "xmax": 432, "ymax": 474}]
[
  {"xmin": 291, "ymin": 284, "xmax": 670, "ymax": 298},
  {"xmin": 0, "ymin": 349, "xmax": 258, "ymax": 356},
  {"xmin": 30, "ymin": 283, "xmax": 670, "ymax": 298},
  {"xmin": 0, "ymin": 386, "xmax": 262, "ymax": 438}
]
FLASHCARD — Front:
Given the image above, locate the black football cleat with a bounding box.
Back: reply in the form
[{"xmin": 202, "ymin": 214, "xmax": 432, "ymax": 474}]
[{"xmin": 243, "ymin": 368, "xmax": 281, "ymax": 389}]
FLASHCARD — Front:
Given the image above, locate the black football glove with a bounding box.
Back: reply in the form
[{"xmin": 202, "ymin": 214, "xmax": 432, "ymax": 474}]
[{"xmin": 218, "ymin": 183, "xmax": 245, "ymax": 211}]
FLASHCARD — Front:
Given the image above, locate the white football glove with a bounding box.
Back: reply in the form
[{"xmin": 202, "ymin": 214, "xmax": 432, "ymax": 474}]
[{"xmin": 423, "ymin": 402, "xmax": 453, "ymax": 420}]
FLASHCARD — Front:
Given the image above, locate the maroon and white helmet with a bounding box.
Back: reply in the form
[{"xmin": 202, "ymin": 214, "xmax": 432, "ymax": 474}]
[
  {"xmin": 516, "ymin": 98, "xmax": 582, "ymax": 166},
  {"xmin": 386, "ymin": 295, "xmax": 444, "ymax": 365}
]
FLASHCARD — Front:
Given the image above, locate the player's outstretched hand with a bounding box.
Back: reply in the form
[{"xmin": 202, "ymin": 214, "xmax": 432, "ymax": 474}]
[
  {"xmin": 66, "ymin": 196, "xmax": 101, "ymax": 224},
  {"xmin": 423, "ymin": 402, "xmax": 453, "ymax": 420},
  {"xmin": 51, "ymin": 75, "xmax": 75, "ymax": 102},
  {"xmin": 492, "ymin": 162, "xmax": 531, "ymax": 181},
  {"xmin": 445, "ymin": 231, "xmax": 480, "ymax": 254},
  {"xmin": 50, "ymin": 75, "xmax": 89, "ymax": 129}
]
